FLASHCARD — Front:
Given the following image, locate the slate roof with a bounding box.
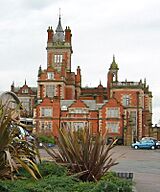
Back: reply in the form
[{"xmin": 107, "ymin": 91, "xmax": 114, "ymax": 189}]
[
  {"xmin": 53, "ymin": 16, "xmax": 65, "ymax": 43},
  {"xmin": 60, "ymin": 100, "xmax": 108, "ymax": 111}
]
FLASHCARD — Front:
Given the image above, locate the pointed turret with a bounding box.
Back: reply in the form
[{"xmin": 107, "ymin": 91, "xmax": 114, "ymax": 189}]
[
  {"xmin": 107, "ymin": 55, "xmax": 119, "ymax": 99},
  {"xmin": 53, "ymin": 13, "xmax": 65, "ymax": 43},
  {"xmin": 109, "ymin": 55, "xmax": 119, "ymax": 70},
  {"xmin": 109, "ymin": 55, "xmax": 119, "ymax": 82}
]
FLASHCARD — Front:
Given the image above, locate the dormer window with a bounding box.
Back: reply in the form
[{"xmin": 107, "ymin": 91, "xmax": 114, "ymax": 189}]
[
  {"xmin": 47, "ymin": 72, "xmax": 54, "ymax": 80},
  {"xmin": 54, "ymin": 54, "xmax": 63, "ymax": 63},
  {"xmin": 22, "ymin": 89, "xmax": 28, "ymax": 94}
]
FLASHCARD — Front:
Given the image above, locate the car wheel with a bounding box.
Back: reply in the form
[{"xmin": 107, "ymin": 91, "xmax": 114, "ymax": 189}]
[
  {"xmin": 151, "ymin": 146, "xmax": 155, "ymax": 150},
  {"xmin": 134, "ymin": 145, "xmax": 138, "ymax": 149}
]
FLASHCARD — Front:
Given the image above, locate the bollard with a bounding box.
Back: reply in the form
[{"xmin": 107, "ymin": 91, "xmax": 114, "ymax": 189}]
[{"xmin": 116, "ymin": 172, "xmax": 133, "ymax": 180}]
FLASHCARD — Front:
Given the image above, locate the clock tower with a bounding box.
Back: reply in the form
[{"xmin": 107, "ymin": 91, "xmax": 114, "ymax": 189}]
[
  {"xmin": 37, "ymin": 14, "xmax": 81, "ymax": 100},
  {"xmin": 47, "ymin": 14, "xmax": 72, "ymax": 72}
]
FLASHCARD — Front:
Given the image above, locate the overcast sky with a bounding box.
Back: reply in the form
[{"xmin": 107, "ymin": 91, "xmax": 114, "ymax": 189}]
[{"xmin": 0, "ymin": 0, "xmax": 160, "ymax": 123}]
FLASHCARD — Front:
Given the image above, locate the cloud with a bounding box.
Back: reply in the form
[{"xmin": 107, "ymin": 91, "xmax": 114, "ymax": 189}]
[
  {"xmin": 21, "ymin": 0, "xmax": 56, "ymax": 10},
  {"xmin": 0, "ymin": 0, "xmax": 160, "ymax": 122}
]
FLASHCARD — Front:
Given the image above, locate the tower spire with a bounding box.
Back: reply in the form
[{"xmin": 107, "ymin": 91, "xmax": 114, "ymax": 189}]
[
  {"xmin": 53, "ymin": 9, "xmax": 64, "ymax": 42},
  {"xmin": 59, "ymin": 8, "xmax": 61, "ymax": 20},
  {"xmin": 56, "ymin": 8, "xmax": 63, "ymax": 32}
]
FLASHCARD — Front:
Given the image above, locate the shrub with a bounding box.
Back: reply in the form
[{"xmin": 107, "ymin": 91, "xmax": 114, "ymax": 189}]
[
  {"xmin": 71, "ymin": 181, "xmax": 96, "ymax": 192},
  {"xmin": 0, "ymin": 181, "xmax": 10, "ymax": 192},
  {"xmin": 37, "ymin": 135, "xmax": 55, "ymax": 144},
  {"xmin": 0, "ymin": 168, "xmax": 132, "ymax": 192},
  {"xmin": 0, "ymin": 175, "xmax": 76, "ymax": 192},
  {"xmin": 38, "ymin": 161, "xmax": 67, "ymax": 177},
  {"xmin": 100, "ymin": 172, "xmax": 132, "ymax": 192},
  {"xmin": 18, "ymin": 161, "xmax": 67, "ymax": 179},
  {"xmin": 45, "ymin": 127, "xmax": 118, "ymax": 181},
  {"xmin": 0, "ymin": 97, "xmax": 41, "ymax": 180}
]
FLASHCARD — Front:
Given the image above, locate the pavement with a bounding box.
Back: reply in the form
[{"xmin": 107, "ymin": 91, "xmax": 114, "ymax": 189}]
[
  {"xmin": 133, "ymin": 173, "xmax": 160, "ymax": 192},
  {"xmin": 111, "ymin": 146, "xmax": 160, "ymax": 192}
]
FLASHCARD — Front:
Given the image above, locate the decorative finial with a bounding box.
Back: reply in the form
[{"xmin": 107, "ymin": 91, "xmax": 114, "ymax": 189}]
[
  {"xmin": 59, "ymin": 8, "xmax": 61, "ymax": 19},
  {"xmin": 38, "ymin": 65, "xmax": 42, "ymax": 77},
  {"xmin": 11, "ymin": 81, "xmax": 15, "ymax": 91},
  {"xmin": 25, "ymin": 79, "xmax": 26, "ymax": 85},
  {"xmin": 113, "ymin": 54, "xmax": 115, "ymax": 62}
]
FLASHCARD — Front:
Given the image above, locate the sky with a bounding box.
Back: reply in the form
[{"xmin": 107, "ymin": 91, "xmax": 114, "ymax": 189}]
[{"xmin": 0, "ymin": 0, "xmax": 160, "ymax": 123}]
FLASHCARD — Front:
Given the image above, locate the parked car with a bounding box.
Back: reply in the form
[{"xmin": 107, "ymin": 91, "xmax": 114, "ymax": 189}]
[
  {"xmin": 38, "ymin": 142, "xmax": 55, "ymax": 148},
  {"xmin": 131, "ymin": 139, "xmax": 156, "ymax": 150},
  {"xmin": 142, "ymin": 137, "xmax": 160, "ymax": 149},
  {"xmin": 155, "ymin": 140, "xmax": 160, "ymax": 149}
]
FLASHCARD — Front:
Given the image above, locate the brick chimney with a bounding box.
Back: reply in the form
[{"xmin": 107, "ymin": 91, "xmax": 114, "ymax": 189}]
[
  {"xmin": 47, "ymin": 26, "xmax": 53, "ymax": 42},
  {"xmin": 65, "ymin": 26, "xmax": 72, "ymax": 44}
]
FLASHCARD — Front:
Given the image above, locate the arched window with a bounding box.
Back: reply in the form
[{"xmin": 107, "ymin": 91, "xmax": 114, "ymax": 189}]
[{"xmin": 54, "ymin": 54, "xmax": 63, "ymax": 63}]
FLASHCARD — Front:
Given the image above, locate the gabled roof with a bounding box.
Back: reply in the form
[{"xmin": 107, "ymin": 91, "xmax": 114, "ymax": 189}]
[
  {"xmin": 60, "ymin": 100, "xmax": 74, "ymax": 108},
  {"xmin": 69, "ymin": 99, "xmax": 88, "ymax": 108},
  {"xmin": 14, "ymin": 83, "xmax": 37, "ymax": 95}
]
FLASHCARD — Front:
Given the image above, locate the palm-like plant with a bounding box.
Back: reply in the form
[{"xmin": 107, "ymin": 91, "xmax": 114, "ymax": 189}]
[
  {"xmin": 45, "ymin": 126, "xmax": 118, "ymax": 182},
  {"xmin": 0, "ymin": 98, "xmax": 41, "ymax": 180}
]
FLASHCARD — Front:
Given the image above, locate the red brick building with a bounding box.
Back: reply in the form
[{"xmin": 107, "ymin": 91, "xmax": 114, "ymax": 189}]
[
  {"xmin": 33, "ymin": 15, "xmax": 152, "ymax": 145},
  {"xmin": 11, "ymin": 80, "xmax": 37, "ymax": 117}
]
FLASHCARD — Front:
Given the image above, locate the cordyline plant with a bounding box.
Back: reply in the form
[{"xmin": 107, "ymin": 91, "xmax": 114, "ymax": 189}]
[
  {"xmin": 0, "ymin": 98, "xmax": 41, "ymax": 180},
  {"xmin": 45, "ymin": 126, "xmax": 118, "ymax": 182}
]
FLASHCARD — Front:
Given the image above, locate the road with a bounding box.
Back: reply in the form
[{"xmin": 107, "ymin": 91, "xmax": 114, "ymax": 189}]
[{"xmin": 40, "ymin": 146, "xmax": 160, "ymax": 192}]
